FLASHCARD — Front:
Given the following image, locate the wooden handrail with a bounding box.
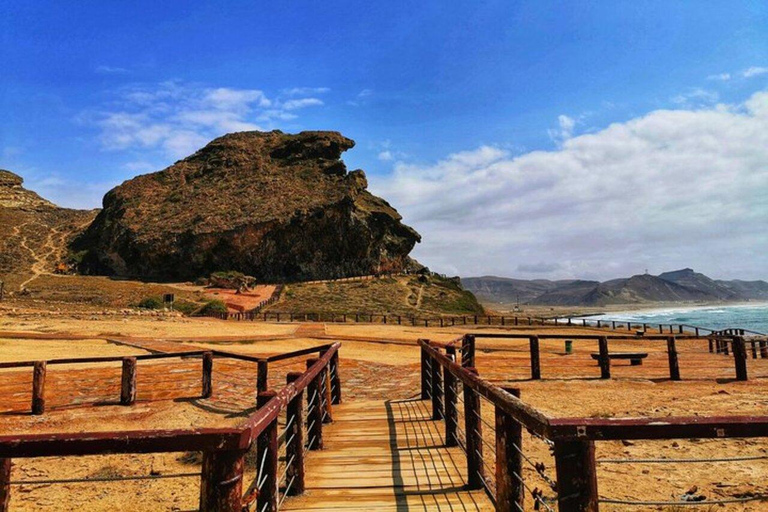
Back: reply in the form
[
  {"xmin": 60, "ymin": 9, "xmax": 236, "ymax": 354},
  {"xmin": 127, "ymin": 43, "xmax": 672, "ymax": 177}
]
[{"xmin": 419, "ymin": 340, "xmax": 551, "ymax": 437}]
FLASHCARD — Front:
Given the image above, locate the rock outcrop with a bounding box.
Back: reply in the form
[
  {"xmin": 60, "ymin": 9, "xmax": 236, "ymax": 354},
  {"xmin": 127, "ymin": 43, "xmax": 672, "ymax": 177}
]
[
  {"xmin": 74, "ymin": 131, "xmax": 421, "ymax": 281},
  {"xmin": 0, "ymin": 170, "xmax": 56, "ymax": 210},
  {"xmin": 0, "ymin": 170, "xmax": 96, "ymax": 291}
]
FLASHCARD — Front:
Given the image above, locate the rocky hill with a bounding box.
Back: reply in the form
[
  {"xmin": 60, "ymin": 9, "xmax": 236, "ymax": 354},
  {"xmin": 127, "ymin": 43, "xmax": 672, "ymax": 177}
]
[
  {"xmin": 267, "ymin": 274, "xmax": 484, "ymax": 317},
  {"xmin": 0, "ymin": 170, "xmax": 96, "ymax": 291},
  {"xmin": 464, "ymin": 269, "xmax": 768, "ymax": 307},
  {"xmin": 74, "ymin": 131, "xmax": 421, "ymax": 282}
]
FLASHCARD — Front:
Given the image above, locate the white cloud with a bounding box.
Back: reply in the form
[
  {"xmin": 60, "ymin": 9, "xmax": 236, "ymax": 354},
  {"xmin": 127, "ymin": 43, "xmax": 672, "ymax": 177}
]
[
  {"xmin": 707, "ymin": 73, "xmax": 731, "ymax": 81},
  {"xmin": 671, "ymin": 88, "xmax": 719, "ymax": 107},
  {"xmin": 347, "ymin": 89, "xmax": 373, "ymax": 106},
  {"xmin": 548, "ymin": 114, "xmax": 576, "ymax": 143},
  {"xmin": 83, "ymin": 81, "xmax": 326, "ymax": 158},
  {"xmin": 282, "ymin": 98, "xmax": 324, "ymax": 110},
  {"xmin": 282, "ymin": 87, "xmax": 330, "ymax": 96},
  {"xmin": 370, "ymin": 90, "xmax": 768, "ymax": 280},
  {"xmin": 378, "ymin": 151, "xmax": 393, "ymax": 161},
  {"xmin": 743, "ymin": 67, "xmax": 768, "ymax": 78},
  {"xmin": 95, "ymin": 65, "xmax": 129, "ymax": 75}
]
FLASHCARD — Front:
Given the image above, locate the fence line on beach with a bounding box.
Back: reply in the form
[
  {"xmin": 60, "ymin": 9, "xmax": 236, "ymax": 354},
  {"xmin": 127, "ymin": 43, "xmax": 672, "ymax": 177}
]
[
  {"xmin": 420, "ymin": 335, "xmax": 768, "ymax": 511},
  {"xmin": 0, "ymin": 343, "xmax": 342, "ymax": 512}
]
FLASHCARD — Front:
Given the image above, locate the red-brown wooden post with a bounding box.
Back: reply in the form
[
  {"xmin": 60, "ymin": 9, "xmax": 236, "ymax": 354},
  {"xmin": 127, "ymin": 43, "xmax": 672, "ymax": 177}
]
[
  {"xmin": 598, "ymin": 336, "xmax": 610, "ymax": 379},
  {"xmin": 306, "ymin": 358, "xmax": 324, "ymax": 450},
  {"xmin": 32, "ymin": 361, "xmax": 46, "ymax": 415},
  {"xmin": 0, "ymin": 458, "xmax": 9, "ymax": 512},
  {"xmin": 202, "ymin": 352, "xmax": 213, "ymax": 398},
  {"xmin": 553, "ymin": 440, "xmax": 599, "ymax": 511},
  {"xmin": 199, "ymin": 448, "xmax": 246, "ymax": 512},
  {"xmin": 431, "ymin": 346, "xmax": 444, "ymax": 420},
  {"xmin": 760, "ymin": 340, "xmax": 768, "ymax": 359},
  {"xmin": 120, "ymin": 357, "xmax": 136, "ymax": 406},
  {"xmin": 464, "ymin": 367, "xmax": 484, "ymax": 489},
  {"xmin": 667, "ymin": 336, "xmax": 680, "ymax": 381},
  {"xmin": 496, "ymin": 387, "xmax": 524, "ymax": 511},
  {"xmin": 330, "ymin": 350, "xmax": 341, "ymax": 404},
  {"xmin": 257, "ymin": 360, "xmax": 269, "ymax": 393},
  {"xmin": 286, "ymin": 372, "xmax": 305, "ymax": 495},
  {"xmin": 529, "ymin": 336, "xmax": 541, "ymax": 380},
  {"xmin": 444, "ymin": 346, "xmax": 458, "ymax": 447},
  {"xmin": 420, "ymin": 339, "xmax": 431, "ymax": 399},
  {"xmin": 708, "ymin": 338, "xmax": 714, "ymax": 353},
  {"xmin": 256, "ymin": 390, "xmax": 279, "ymax": 512},
  {"xmin": 322, "ymin": 366, "xmax": 333, "ymax": 424},
  {"xmin": 733, "ymin": 337, "xmax": 748, "ymax": 381},
  {"xmin": 462, "ymin": 334, "xmax": 476, "ymax": 368}
]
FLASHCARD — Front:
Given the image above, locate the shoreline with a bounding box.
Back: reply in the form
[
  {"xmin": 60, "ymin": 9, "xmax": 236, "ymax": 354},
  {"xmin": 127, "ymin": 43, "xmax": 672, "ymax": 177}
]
[{"xmin": 488, "ymin": 300, "xmax": 768, "ymax": 317}]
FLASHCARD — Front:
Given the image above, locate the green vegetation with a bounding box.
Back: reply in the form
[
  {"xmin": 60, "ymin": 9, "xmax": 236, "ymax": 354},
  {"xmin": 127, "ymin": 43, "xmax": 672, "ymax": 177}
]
[
  {"xmin": 198, "ymin": 299, "xmax": 228, "ymax": 316},
  {"xmin": 135, "ymin": 296, "xmax": 164, "ymax": 309},
  {"xmin": 265, "ymin": 275, "xmax": 484, "ymax": 316}
]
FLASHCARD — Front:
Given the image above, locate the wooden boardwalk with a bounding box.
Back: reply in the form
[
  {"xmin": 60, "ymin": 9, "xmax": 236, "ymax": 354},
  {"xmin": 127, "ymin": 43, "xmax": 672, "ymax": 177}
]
[{"xmin": 283, "ymin": 397, "xmax": 494, "ymax": 511}]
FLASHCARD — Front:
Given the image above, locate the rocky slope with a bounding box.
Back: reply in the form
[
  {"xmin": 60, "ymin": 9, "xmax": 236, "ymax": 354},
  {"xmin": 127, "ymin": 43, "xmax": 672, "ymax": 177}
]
[
  {"xmin": 74, "ymin": 131, "xmax": 421, "ymax": 281},
  {"xmin": 0, "ymin": 170, "xmax": 96, "ymax": 291},
  {"xmin": 464, "ymin": 269, "xmax": 768, "ymax": 307}
]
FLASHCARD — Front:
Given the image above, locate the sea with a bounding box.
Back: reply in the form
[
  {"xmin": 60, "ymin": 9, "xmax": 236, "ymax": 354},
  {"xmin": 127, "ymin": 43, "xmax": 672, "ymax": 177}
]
[{"xmin": 580, "ymin": 303, "xmax": 768, "ymax": 335}]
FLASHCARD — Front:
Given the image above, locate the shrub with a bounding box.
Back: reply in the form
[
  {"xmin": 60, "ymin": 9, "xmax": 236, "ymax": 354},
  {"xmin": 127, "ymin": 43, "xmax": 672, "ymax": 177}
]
[
  {"xmin": 136, "ymin": 296, "xmax": 163, "ymax": 310},
  {"xmin": 173, "ymin": 300, "xmax": 201, "ymax": 316},
  {"xmin": 199, "ymin": 299, "xmax": 228, "ymax": 316}
]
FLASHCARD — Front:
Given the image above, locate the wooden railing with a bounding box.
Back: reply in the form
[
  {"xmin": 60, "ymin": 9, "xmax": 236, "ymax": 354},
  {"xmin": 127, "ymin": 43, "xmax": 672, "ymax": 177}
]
[
  {"xmin": 419, "ymin": 337, "xmax": 768, "ymax": 511},
  {"xmin": 0, "ymin": 342, "xmax": 341, "ymax": 512}
]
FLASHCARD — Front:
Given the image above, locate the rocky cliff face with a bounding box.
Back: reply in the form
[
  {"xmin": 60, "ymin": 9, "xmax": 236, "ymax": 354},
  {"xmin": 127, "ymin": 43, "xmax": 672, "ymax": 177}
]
[
  {"xmin": 0, "ymin": 170, "xmax": 95, "ymax": 291},
  {"xmin": 74, "ymin": 131, "xmax": 421, "ymax": 281},
  {"xmin": 0, "ymin": 170, "xmax": 56, "ymax": 210}
]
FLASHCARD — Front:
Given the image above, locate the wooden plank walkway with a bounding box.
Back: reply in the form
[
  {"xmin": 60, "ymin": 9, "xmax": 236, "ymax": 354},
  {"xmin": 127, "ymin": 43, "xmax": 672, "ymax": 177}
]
[{"xmin": 283, "ymin": 397, "xmax": 494, "ymax": 511}]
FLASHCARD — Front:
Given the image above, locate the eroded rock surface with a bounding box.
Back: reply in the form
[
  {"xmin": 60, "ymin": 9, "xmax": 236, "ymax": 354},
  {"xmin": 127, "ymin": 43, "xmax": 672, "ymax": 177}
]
[{"xmin": 75, "ymin": 131, "xmax": 421, "ymax": 281}]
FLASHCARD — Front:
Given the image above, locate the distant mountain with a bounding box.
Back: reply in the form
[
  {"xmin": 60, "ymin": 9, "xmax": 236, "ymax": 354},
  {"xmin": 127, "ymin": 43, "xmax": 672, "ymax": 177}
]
[
  {"xmin": 657, "ymin": 268, "xmax": 737, "ymax": 300},
  {"xmin": 462, "ymin": 269, "xmax": 768, "ymax": 307},
  {"xmin": 532, "ymin": 280, "xmax": 601, "ymax": 306},
  {"xmin": 460, "ymin": 276, "xmax": 567, "ymax": 304},
  {"xmin": 715, "ymin": 279, "xmax": 768, "ymax": 300}
]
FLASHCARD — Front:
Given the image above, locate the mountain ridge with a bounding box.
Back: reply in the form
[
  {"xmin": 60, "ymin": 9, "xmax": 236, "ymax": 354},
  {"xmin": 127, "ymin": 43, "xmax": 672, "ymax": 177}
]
[{"xmin": 463, "ymin": 268, "xmax": 768, "ymax": 307}]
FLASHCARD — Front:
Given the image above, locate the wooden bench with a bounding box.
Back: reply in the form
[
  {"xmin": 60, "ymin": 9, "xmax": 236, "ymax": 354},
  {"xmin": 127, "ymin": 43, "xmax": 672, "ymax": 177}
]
[{"xmin": 591, "ymin": 352, "xmax": 648, "ymax": 366}]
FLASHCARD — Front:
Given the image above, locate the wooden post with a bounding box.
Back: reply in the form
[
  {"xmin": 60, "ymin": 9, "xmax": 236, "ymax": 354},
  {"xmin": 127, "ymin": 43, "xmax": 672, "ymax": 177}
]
[
  {"xmin": 553, "ymin": 440, "xmax": 599, "ymax": 512},
  {"xmin": 322, "ymin": 366, "xmax": 333, "ymax": 424},
  {"xmin": 462, "ymin": 335, "xmax": 476, "ymax": 368},
  {"xmin": 598, "ymin": 337, "xmax": 610, "ymax": 379},
  {"xmin": 420, "ymin": 340, "xmax": 431, "ymax": 399},
  {"xmin": 30, "ymin": 361, "xmax": 47, "ymax": 415},
  {"xmin": 199, "ymin": 449, "xmax": 245, "ymax": 512},
  {"xmin": 306, "ymin": 358, "xmax": 323, "ymax": 450},
  {"xmin": 444, "ymin": 346, "xmax": 458, "ymax": 447},
  {"xmin": 202, "ymin": 352, "xmax": 213, "ymax": 399},
  {"xmin": 330, "ymin": 350, "xmax": 341, "ymax": 404},
  {"xmin": 0, "ymin": 458, "xmax": 9, "ymax": 512},
  {"xmin": 496, "ymin": 387, "xmax": 524, "ymax": 511},
  {"xmin": 751, "ymin": 340, "xmax": 758, "ymax": 359},
  {"xmin": 529, "ymin": 336, "xmax": 541, "ymax": 380},
  {"xmin": 708, "ymin": 338, "xmax": 714, "ymax": 353},
  {"xmin": 678, "ymin": 325, "xmax": 684, "ymax": 334},
  {"xmin": 760, "ymin": 340, "xmax": 768, "ymax": 359},
  {"xmin": 431, "ymin": 347, "xmax": 444, "ymax": 420},
  {"xmin": 464, "ymin": 367, "xmax": 484, "ymax": 489},
  {"xmin": 667, "ymin": 336, "xmax": 680, "ymax": 381},
  {"xmin": 286, "ymin": 372, "xmax": 305, "ymax": 495},
  {"xmin": 256, "ymin": 390, "xmax": 279, "ymax": 512},
  {"xmin": 257, "ymin": 360, "xmax": 269, "ymax": 393},
  {"xmin": 119, "ymin": 357, "xmax": 136, "ymax": 406},
  {"xmin": 733, "ymin": 337, "xmax": 748, "ymax": 381}
]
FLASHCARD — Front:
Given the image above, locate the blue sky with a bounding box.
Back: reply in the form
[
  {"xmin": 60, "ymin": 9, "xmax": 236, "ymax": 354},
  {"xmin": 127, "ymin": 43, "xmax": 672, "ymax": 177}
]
[{"xmin": 2, "ymin": 1, "xmax": 768, "ymax": 280}]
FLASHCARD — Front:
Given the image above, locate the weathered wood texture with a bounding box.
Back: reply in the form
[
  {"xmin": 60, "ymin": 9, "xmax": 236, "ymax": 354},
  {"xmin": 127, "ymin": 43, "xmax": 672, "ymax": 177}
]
[{"xmin": 280, "ymin": 398, "xmax": 494, "ymax": 511}]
